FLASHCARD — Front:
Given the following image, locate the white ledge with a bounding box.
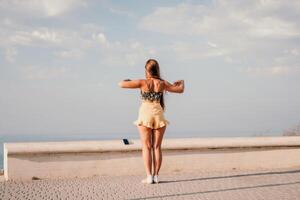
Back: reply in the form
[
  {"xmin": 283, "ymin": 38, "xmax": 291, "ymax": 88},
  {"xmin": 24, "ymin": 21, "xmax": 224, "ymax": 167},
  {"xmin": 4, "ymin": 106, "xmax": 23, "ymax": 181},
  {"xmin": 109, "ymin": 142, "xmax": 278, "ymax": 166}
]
[
  {"xmin": 4, "ymin": 136, "xmax": 300, "ymax": 155},
  {"xmin": 4, "ymin": 136, "xmax": 300, "ymax": 181}
]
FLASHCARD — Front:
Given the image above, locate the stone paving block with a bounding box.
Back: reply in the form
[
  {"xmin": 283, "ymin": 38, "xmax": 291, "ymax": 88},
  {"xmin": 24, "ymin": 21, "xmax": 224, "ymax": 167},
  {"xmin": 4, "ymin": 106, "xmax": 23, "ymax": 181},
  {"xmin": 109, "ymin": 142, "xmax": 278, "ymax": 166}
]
[{"xmin": 1, "ymin": 167, "xmax": 300, "ymax": 200}]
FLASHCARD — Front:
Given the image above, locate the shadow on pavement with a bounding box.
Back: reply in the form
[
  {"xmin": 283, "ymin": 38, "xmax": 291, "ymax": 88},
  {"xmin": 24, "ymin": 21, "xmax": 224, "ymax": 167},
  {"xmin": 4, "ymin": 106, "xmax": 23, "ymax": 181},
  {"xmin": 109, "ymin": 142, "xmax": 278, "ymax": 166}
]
[
  {"xmin": 161, "ymin": 169, "xmax": 300, "ymax": 184},
  {"xmin": 129, "ymin": 180, "xmax": 300, "ymax": 200},
  {"xmin": 128, "ymin": 169, "xmax": 300, "ymax": 200}
]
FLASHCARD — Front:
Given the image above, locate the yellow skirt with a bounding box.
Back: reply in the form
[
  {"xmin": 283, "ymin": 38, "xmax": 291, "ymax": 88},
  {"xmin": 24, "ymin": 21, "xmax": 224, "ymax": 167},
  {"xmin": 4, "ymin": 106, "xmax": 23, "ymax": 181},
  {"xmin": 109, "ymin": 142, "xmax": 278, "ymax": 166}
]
[{"xmin": 133, "ymin": 101, "xmax": 170, "ymax": 129}]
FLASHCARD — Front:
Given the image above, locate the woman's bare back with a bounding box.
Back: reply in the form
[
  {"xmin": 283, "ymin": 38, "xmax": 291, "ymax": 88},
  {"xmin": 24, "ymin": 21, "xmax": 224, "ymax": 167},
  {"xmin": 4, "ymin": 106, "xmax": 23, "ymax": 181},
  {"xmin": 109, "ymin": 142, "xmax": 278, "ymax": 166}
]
[{"xmin": 141, "ymin": 78, "xmax": 164, "ymax": 93}]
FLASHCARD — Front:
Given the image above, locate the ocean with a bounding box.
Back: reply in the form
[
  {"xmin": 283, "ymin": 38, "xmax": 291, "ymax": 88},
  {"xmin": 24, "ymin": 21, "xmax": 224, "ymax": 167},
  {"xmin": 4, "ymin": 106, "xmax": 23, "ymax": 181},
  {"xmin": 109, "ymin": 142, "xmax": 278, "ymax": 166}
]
[{"xmin": 0, "ymin": 131, "xmax": 282, "ymax": 169}]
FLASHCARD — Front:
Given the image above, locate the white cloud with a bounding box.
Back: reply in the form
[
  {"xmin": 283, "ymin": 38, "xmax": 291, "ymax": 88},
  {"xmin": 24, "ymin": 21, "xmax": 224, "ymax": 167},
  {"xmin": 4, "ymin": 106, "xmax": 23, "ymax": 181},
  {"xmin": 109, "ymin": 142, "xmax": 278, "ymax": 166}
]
[
  {"xmin": 5, "ymin": 28, "xmax": 63, "ymax": 47},
  {"xmin": 0, "ymin": 15, "xmax": 152, "ymax": 68},
  {"xmin": 55, "ymin": 49, "xmax": 84, "ymax": 59},
  {"xmin": 0, "ymin": 0, "xmax": 87, "ymax": 17},
  {"xmin": 92, "ymin": 33, "xmax": 109, "ymax": 47},
  {"xmin": 139, "ymin": 1, "xmax": 300, "ymax": 39},
  {"xmin": 244, "ymin": 16, "xmax": 300, "ymax": 38},
  {"xmin": 207, "ymin": 41, "xmax": 217, "ymax": 48},
  {"xmin": 42, "ymin": 0, "xmax": 86, "ymax": 16},
  {"xmin": 32, "ymin": 29, "xmax": 60, "ymax": 43},
  {"xmin": 8, "ymin": 33, "xmax": 33, "ymax": 46},
  {"xmin": 0, "ymin": 21, "xmax": 64, "ymax": 47},
  {"xmin": 81, "ymin": 30, "xmax": 156, "ymax": 67},
  {"xmin": 290, "ymin": 49, "xmax": 300, "ymax": 56},
  {"xmin": 137, "ymin": 0, "xmax": 300, "ymax": 69},
  {"xmin": 242, "ymin": 66, "xmax": 300, "ymax": 76},
  {"xmin": 22, "ymin": 65, "xmax": 69, "ymax": 80},
  {"xmin": 139, "ymin": 3, "xmax": 209, "ymax": 36},
  {"xmin": 5, "ymin": 47, "xmax": 18, "ymax": 63},
  {"xmin": 97, "ymin": 40, "xmax": 156, "ymax": 67},
  {"xmin": 284, "ymin": 48, "xmax": 300, "ymax": 56},
  {"xmin": 166, "ymin": 41, "xmax": 230, "ymax": 61},
  {"xmin": 224, "ymin": 56, "xmax": 234, "ymax": 63},
  {"xmin": 0, "ymin": 21, "xmax": 99, "ymax": 49},
  {"xmin": 108, "ymin": 7, "xmax": 135, "ymax": 18}
]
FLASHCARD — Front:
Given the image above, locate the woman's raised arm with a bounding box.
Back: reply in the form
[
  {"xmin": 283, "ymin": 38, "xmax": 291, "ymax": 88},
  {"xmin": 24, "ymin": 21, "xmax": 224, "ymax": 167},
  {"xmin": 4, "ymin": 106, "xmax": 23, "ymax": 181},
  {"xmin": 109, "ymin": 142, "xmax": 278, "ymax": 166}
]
[
  {"xmin": 164, "ymin": 80, "xmax": 184, "ymax": 93},
  {"xmin": 118, "ymin": 79, "xmax": 142, "ymax": 89}
]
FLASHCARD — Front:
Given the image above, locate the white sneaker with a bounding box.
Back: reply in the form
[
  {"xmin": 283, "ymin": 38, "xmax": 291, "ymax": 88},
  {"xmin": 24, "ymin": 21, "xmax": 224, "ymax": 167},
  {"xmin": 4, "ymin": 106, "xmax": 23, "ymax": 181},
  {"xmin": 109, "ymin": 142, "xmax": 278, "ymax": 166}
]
[
  {"xmin": 141, "ymin": 175, "xmax": 153, "ymax": 184},
  {"xmin": 153, "ymin": 175, "xmax": 159, "ymax": 184}
]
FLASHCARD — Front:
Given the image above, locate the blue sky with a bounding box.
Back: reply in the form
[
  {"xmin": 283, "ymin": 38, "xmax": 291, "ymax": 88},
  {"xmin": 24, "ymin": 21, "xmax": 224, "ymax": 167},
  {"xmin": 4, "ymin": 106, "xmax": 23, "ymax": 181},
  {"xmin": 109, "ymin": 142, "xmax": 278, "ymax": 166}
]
[{"xmin": 0, "ymin": 0, "xmax": 300, "ymax": 138}]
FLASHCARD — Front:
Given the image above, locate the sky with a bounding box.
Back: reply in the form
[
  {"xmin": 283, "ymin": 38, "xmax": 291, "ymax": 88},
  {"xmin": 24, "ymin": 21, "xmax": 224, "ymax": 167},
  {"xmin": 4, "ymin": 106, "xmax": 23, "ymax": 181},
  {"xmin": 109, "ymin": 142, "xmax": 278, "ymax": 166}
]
[{"xmin": 0, "ymin": 0, "xmax": 300, "ymax": 138}]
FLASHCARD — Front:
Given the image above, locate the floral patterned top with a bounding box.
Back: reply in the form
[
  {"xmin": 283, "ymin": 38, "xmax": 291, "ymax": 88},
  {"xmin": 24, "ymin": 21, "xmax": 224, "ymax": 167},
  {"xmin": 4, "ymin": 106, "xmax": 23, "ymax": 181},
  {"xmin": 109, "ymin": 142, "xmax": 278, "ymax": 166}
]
[{"xmin": 140, "ymin": 90, "xmax": 163, "ymax": 102}]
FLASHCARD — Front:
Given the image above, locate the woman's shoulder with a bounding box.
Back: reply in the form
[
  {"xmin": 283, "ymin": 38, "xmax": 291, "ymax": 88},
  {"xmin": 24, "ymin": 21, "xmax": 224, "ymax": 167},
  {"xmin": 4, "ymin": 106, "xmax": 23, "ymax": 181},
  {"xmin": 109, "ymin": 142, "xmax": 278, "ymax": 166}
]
[
  {"xmin": 162, "ymin": 79, "xmax": 173, "ymax": 86},
  {"xmin": 152, "ymin": 78, "xmax": 166, "ymax": 86},
  {"xmin": 139, "ymin": 79, "xmax": 147, "ymax": 84},
  {"xmin": 141, "ymin": 78, "xmax": 163, "ymax": 84}
]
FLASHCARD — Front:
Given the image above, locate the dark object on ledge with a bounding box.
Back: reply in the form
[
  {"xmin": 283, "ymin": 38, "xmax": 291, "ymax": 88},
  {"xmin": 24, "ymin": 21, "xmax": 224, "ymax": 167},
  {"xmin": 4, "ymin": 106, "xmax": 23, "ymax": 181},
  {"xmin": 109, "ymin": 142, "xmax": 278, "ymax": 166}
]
[{"xmin": 123, "ymin": 139, "xmax": 129, "ymax": 145}]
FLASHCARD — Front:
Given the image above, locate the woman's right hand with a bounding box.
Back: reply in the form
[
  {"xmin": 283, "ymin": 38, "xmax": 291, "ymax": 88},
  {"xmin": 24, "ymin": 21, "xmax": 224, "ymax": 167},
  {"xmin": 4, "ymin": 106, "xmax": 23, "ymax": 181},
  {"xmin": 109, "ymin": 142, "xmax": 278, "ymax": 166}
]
[
  {"xmin": 173, "ymin": 80, "xmax": 184, "ymax": 86},
  {"xmin": 164, "ymin": 80, "xmax": 184, "ymax": 93}
]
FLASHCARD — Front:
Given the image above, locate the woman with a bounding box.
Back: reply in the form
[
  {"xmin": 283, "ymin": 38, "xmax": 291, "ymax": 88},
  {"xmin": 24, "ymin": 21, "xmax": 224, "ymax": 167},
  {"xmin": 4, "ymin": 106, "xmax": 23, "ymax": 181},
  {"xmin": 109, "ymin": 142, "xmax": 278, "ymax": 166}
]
[{"xmin": 118, "ymin": 59, "xmax": 184, "ymax": 184}]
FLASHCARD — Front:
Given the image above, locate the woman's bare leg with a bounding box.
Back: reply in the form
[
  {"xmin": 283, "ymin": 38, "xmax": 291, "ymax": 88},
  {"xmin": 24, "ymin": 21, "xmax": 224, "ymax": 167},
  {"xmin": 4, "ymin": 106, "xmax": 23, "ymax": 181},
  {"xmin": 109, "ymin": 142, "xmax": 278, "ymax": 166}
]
[
  {"xmin": 138, "ymin": 126, "xmax": 153, "ymax": 176},
  {"xmin": 152, "ymin": 126, "xmax": 166, "ymax": 175}
]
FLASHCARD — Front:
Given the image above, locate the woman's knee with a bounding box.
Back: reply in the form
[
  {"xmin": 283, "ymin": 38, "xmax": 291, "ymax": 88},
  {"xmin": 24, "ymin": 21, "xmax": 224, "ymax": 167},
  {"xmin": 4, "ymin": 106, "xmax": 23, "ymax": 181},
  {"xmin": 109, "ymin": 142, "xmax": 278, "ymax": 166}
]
[
  {"xmin": 142, "ymin": 142, "xmax": 152, "ymax": 150},
  {"xmin": 153, "ymin": 143, "xmax": 161, "ymax": 150},
  {"xmin": 153, "ymin": 128, "xmax": 165, "ymax": 150}
]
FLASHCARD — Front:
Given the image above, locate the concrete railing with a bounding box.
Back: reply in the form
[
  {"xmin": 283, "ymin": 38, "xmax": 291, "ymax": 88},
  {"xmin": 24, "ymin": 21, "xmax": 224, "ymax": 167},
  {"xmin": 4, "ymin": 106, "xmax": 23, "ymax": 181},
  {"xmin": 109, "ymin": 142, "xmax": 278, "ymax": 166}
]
[{"xmin": 3, "ymin": 136, "xmax": 300, "ymax": 181}]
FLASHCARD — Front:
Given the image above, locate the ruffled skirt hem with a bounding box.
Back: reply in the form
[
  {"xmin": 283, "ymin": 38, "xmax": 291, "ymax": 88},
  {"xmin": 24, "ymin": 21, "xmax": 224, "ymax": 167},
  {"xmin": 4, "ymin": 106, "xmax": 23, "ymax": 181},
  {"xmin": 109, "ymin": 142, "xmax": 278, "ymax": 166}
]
[{"xmin": 133, "ymin": 120, "xmax": 169, "ymax": 129}]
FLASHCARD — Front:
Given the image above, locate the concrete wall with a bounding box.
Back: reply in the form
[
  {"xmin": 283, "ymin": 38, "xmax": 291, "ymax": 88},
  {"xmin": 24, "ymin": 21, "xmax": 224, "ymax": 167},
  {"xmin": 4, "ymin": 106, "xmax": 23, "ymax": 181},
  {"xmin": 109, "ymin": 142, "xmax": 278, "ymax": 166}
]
[{"xmin": 3, "ymin": 136, "xmax": 300, "ymax": 181}]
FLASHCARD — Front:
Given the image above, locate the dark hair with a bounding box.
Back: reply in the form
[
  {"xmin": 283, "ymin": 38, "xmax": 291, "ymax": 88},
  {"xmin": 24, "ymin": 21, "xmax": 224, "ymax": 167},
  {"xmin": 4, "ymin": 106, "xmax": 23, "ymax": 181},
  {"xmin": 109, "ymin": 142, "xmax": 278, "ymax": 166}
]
[{"xmin": 145, "ymin": 59, "xmax": 165, "ymax": 110}]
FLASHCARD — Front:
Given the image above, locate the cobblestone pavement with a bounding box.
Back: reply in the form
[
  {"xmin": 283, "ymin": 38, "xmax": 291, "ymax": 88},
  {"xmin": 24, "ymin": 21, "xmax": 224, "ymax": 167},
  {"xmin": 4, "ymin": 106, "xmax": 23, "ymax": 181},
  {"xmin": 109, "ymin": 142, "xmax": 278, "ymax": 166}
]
[{"xmin": 1, "ymin": 167, "xmax": 300, "ymax": 200}]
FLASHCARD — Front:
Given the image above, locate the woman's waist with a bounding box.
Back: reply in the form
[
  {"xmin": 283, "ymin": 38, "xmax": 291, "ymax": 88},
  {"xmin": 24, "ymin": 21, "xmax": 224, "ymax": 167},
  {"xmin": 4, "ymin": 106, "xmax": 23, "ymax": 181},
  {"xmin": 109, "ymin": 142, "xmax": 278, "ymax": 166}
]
[
  {"xmin": 139, "ymin": 100, "xmax": 163, "ymax": 111},
  {"xmin": 141, "ymin": 100, "xmax": 161, "ymax": 104}
]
